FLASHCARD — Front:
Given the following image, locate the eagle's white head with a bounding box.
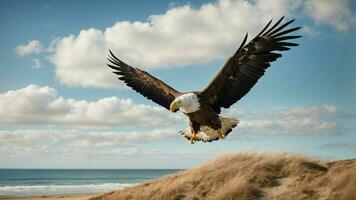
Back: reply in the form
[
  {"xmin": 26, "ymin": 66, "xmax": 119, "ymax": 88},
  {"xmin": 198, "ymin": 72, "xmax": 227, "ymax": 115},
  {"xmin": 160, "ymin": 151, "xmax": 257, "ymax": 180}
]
[{"xmin": 170, "ymin": 93, "xmax": 200, "ymax": 114}]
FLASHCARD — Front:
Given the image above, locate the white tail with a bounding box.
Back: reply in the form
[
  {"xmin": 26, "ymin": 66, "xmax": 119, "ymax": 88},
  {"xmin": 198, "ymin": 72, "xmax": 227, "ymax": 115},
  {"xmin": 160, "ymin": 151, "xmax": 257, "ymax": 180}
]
[{"xmin": 219, "ymin": 116, "xmax": 239, "ymax": 135}]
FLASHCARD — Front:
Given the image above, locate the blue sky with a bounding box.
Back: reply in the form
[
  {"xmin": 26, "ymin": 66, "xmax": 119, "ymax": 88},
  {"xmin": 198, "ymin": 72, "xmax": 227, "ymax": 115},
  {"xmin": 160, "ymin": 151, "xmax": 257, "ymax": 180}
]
[{"xmin": 0, "ymin": 0, "xmax": 355, "ymax": 169}]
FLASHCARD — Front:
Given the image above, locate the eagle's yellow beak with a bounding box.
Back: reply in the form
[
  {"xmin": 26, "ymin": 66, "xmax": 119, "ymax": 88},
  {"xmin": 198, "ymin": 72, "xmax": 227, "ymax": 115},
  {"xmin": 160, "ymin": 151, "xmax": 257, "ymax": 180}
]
[{"xmin": 170, "ymin": 101, "xmax": 180, "ymax": 112}]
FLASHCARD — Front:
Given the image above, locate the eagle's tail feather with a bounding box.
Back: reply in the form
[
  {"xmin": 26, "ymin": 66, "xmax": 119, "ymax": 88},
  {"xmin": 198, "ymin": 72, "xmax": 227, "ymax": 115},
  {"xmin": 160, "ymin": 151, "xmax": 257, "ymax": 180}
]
[{"xmin": 219, "ymin": 116, "xmax": 239, "ymax": 136}]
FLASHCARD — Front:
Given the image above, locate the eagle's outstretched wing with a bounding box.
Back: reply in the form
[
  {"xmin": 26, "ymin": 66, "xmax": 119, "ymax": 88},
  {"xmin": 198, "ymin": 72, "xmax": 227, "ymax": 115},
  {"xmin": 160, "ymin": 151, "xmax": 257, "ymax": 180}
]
[
  {"xmin": 107, "ymin": 50, "xmax": 182, "ymax": 110},
  {"xmin": 199, "ymin": 17, "xmax": 301, "ymax": 113}
]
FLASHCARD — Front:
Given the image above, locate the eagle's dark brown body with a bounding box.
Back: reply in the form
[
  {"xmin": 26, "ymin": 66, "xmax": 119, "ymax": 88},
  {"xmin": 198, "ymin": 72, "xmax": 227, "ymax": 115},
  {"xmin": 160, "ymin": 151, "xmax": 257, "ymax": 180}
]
[{"xmin": 185, "ymin": 100, "xmax": 221, "ymax": 133}]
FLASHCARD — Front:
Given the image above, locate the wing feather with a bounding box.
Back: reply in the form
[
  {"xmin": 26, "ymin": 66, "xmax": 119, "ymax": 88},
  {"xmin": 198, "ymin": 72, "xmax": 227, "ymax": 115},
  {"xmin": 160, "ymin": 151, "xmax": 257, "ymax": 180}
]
[
  {"xmin": 107, "ymin": 50, "xmax": 182, "ymax": 110},
  {"xmin": 200, "ymin": 17, "xmax": 301, "ymax": 113}
]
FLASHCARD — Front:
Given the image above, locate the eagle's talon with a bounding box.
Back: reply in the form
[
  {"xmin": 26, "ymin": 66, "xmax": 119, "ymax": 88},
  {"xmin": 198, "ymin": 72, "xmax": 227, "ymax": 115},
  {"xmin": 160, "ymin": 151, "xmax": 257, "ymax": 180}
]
[
  {"xmin": 190, "ymin": 132, "xmax": 197, "ymax": 144},
  {"xmin": 218, "ymin": 129, "xmax": 225, "ymax": 139}
]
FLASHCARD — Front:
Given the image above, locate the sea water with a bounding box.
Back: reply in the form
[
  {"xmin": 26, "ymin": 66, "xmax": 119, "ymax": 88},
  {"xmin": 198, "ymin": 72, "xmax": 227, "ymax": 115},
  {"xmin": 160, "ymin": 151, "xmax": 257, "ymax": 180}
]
[{"xmin": 0, "ymin": 169, "xmax": 180, "ymax": 197}]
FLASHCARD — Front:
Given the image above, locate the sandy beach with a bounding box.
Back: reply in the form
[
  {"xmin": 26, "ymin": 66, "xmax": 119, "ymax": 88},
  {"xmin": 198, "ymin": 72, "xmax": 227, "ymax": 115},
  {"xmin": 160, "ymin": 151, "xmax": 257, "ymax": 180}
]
[{"xmin": 0, "ymin": 193, "xmax": 101, "ymax": 200}]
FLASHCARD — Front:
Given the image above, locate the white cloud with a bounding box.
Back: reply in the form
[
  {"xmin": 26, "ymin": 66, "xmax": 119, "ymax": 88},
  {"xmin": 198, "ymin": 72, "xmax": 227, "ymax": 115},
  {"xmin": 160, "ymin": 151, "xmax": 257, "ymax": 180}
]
[
  {"xmin": 31, "ymin": 58, "xmax": 43, "ymax": 69},
  {"xmin": 49, "ymin": 0, "xmax": 301, "ymax": 88},
  {"xmin": 15, "ymin": 40, "xmax": 43, "ymax": 57},
  {"xmin": 0, "ymin": 128, "xmax": 178, "ymax": 148},
  {"xmin": 0, "ymin": 128, "xmax": 194, "ymax": 161},
  {"xmin": 239, "ymin": 118, "xmax": 336, "ymax": 134},
  {"xmin": 51, "ymin": 29, "xmax": 114, "ymax": 87},
  {"xmin": 304, "ymin": 0, "xmax": 356, "ymax": 31},
  {"xmin": 0, "ymin": 84, "xmax": 182, "ymax": 127},
  {"xmin": 323, "ymin": 142, "xmax": 356, "ymax": 149},
  {"xmin": 301, "ymin": 25, "xmax": 319, "ymax": 37},
  {"xmin": 223, "ymin": 105, "xmax": 351, "ymax": 134}
]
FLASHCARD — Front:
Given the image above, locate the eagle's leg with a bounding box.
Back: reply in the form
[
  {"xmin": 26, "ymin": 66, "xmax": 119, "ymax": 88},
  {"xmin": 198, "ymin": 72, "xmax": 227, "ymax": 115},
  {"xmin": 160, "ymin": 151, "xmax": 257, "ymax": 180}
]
[
  {"xmin": 190, "ymin": 130, "xmax": 197, "ymax": 144},
  {"xmin": 218, "ymin": 129, "xmax": 225, "ymax": 139}
]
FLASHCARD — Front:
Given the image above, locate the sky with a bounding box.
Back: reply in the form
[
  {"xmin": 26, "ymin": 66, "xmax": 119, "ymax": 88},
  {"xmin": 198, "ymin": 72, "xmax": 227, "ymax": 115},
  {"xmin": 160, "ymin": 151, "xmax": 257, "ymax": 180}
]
[{"xmin": 0, "ymin": 0, "xmax": 355, "ymax": 169}]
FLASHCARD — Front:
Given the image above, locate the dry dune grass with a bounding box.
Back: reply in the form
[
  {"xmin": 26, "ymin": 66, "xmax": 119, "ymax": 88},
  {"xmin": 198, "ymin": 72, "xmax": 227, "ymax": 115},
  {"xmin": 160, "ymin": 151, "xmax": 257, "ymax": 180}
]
[{"xmin": 92, "ymin": 153, "xmax": 356, "ymax": 200}]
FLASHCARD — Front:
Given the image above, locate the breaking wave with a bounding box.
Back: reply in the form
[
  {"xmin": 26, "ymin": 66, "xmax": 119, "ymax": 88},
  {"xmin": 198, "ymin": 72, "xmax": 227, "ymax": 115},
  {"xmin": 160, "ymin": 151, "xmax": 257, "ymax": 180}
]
[{"xmin": 0, "ymin": 183, "xmax": 132, "ymax": 197}]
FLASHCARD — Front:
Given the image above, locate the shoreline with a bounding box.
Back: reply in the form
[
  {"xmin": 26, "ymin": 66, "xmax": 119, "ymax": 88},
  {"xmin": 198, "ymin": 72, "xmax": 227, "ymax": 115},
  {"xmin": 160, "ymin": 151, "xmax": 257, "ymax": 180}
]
[{"xmin": 0, "ymin": 193, "xmax": 102, "ymax": 200}]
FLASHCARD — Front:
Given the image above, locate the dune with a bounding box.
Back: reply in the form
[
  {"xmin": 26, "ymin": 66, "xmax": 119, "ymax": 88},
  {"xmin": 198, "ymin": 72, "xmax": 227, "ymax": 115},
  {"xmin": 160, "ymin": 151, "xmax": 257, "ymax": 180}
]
[{"xmin": 92, "ymin": 153, "xmax": 356, "ymax": 200}]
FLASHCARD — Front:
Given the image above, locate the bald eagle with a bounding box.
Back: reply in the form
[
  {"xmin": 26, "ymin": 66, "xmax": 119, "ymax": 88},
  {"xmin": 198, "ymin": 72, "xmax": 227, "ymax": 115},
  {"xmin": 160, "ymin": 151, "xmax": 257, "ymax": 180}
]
[{"xmin": 107, "ymin": 17, "xmax": 301, "ymax": 143}]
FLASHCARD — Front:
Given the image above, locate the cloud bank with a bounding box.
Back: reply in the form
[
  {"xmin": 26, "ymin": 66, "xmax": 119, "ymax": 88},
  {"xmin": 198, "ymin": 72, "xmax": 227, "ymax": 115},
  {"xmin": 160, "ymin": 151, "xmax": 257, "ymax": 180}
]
[
  {"xmin": 0, "ymin": 128, "xmax": 198, "ymax": 163},
  {"xmin": 230, "ymin": 105, "xmax": 350, "ymax": 134},
  {"xmin": 0, "ymin": 84, "xmax": 181, "ymax": 127}
]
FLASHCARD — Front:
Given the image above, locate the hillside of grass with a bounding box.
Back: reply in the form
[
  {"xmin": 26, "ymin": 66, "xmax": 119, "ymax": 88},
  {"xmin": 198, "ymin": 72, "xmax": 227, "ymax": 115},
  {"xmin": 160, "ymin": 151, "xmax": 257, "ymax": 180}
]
[{"xmin": 92, "ymin": 153, "xmax": 356, "ymax": 200}]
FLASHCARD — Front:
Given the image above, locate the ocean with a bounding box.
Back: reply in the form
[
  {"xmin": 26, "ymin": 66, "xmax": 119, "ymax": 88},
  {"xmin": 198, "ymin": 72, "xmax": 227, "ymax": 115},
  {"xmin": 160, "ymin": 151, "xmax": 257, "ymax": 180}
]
[{"xmin": 0, "ymin": 169, "xmax": 180, "ymax": 197}]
